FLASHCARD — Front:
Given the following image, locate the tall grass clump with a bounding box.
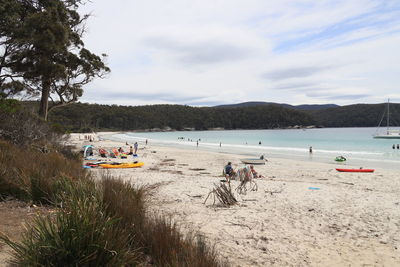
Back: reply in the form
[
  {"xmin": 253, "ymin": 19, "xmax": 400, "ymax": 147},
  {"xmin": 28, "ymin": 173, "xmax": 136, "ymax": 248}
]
[
  {"xmin": 0, "ymin": 141, "xmax": 88, "ymax": 203},
  {"xmin": 1, "ymin": 179, "xmax": 140, "ymax": 266},
  {"xmin": 142, "ymin": 216, "xmax": 225, "ymax": 267}
]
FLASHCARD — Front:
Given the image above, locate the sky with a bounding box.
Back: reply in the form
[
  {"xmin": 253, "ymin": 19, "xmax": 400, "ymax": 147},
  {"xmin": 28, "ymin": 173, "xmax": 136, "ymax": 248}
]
[{"xmin": 78, "ymin": 0, "xmax": 400, "ymax": 106}]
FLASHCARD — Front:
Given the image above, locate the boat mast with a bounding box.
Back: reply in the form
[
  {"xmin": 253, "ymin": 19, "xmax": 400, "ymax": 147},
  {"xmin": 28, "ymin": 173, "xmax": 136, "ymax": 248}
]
[{"xmin": 387, "ymin": 98, "xmax": 390, "ymax": 134}]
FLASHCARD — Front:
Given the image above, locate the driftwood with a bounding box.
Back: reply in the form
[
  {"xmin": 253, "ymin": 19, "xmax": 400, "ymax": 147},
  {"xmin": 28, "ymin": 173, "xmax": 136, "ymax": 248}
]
[
  {"xmin": 264, "ymin": 188, "xmax": 283, "ymax": 195},
  {"xmin": 227, "ymin": 221, "xmax": 252, "ymax": 230},
  {"xmin": 204, "ymin": 183, "xmax": 237, "ymax": 207}
]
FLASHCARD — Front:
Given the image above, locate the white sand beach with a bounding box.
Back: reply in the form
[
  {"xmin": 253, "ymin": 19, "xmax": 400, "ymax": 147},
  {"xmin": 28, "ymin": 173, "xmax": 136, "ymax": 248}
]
[{"xmin": 69, "ymin": 133, "xmax": 400, "ymax": 267}]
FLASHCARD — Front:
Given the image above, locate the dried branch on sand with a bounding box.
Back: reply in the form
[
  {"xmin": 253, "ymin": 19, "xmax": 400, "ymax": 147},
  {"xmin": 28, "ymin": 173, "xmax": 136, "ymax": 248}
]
[{"xmin": 204, "ymin": 183, "xmax": 237, "ymax": 207}]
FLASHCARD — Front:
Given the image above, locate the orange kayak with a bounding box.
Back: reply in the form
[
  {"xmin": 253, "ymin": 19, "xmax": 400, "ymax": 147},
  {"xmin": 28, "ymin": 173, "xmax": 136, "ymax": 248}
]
[{"xmin": 99, "ymin": 162, "xmax": 144, "ymax": 169}]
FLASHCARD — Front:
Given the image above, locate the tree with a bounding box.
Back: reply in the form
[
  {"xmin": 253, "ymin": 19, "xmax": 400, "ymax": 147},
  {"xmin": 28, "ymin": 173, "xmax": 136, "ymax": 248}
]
[
  {"xmin": 1, "ymin": 0, "xmax": 110, "ymax": 120},
  {"xmin": 0, "ymin": 0, "xmax": 29, "ymax": 99}
]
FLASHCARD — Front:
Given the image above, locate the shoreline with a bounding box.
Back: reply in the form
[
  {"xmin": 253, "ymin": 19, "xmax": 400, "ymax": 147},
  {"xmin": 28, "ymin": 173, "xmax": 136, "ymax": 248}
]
[
  {"xmin": 97, "ymin": 130, "xmax": 400, "ymax": 171},
  {"xmin": 69, "ymin": 133, "xmax": 400, "ymax": 266}
]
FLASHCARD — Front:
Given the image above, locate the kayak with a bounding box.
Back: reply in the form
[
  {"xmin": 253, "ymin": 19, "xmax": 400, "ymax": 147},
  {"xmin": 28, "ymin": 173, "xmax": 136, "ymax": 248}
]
[
  {"xmin": 336, "ymin": 168, "xmax": 374, "ymax": 173},
  {"xmin": 99, "ymin": 162, "xmax": 144, "ymax": 169}
]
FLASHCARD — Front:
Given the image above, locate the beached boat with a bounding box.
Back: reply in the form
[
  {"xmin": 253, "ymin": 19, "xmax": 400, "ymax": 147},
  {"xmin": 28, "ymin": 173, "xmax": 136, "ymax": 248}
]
[
  {"xmin": 336, "ymin": 168, "xmax": 374, "ymax": 173},
  {"xmin": 240, "ymin": 158, "xmax": 266, "ymax": 165},
  {"xmin": 373, "ymin": 99, "xmax": 400, "ymax": 139}
]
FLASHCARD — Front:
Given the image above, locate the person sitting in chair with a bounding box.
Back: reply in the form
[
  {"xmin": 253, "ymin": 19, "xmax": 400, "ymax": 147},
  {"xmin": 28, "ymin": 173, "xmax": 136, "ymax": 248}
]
[
  {"xmin": 224, "ymin": 162, "xmax": 236, "ymax": 181},
  {"xmin": 250, "ymin": 165, "xmax": 264, "ymax": 178}
]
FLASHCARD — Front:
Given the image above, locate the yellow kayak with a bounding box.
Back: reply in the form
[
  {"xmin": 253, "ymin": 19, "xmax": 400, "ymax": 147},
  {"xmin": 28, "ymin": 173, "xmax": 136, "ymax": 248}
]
[{"xmin": 99, "ymin": 162, "xmax": 144, "ymax": 169}]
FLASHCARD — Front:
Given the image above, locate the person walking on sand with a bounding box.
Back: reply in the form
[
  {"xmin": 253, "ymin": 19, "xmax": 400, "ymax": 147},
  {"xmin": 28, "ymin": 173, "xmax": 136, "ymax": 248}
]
[{"xmin": 134, "ymin": 142, "xmax": 138, "ymax": 154}]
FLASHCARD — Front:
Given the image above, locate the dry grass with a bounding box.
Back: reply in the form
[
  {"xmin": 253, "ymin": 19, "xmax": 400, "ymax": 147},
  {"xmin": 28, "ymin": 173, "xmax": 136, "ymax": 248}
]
[
  {"xmin": 0, "ymin": 141, "xmax": 227, "ymax": 267},
  {"xmin": 0, "ymin": 141, "xmax": 87, "ymax": 204}
]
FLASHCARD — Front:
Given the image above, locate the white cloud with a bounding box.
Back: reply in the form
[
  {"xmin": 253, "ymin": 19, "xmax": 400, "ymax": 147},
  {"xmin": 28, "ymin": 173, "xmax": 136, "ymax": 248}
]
[{"xmin": 78, "ymin": 0, "xmax": 400, "ymax": 106}]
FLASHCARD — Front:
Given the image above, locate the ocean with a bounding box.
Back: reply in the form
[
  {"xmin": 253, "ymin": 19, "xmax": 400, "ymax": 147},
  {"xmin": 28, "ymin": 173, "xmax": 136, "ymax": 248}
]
[{"xmin": 101, "ymin": 127, "xmax": 400, "ymax": 170}]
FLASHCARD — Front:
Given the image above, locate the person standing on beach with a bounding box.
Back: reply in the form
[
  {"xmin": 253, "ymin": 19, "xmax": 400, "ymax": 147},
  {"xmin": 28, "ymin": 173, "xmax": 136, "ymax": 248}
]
[
  {"xmin": 146, "ymin": 139, "xmax": 148, "ymax": 145},
  {"xmin": 196, "ymin": 140, "xmax": 199, "ymax": 147},
  {"xmin": 397, "ymin": 144, "xmax": 399, "ymax": 149},
  {"xmin": 309, "ymin": 146, "xmax": 313, "ymax": 153},
  {"xmin": 134, "ymin": 142, "xmax": 138, "ymax": 154},
  {"xmin": 393, "ymin": 144, "xmax": 395, "ymax": 149}
]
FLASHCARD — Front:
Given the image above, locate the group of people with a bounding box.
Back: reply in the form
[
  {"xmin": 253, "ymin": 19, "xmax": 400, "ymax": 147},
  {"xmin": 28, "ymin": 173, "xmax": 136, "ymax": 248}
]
[
  {"xmin": 120, "ymin": 142, "xmax": 139, "ymax": 155},
  {"xmin": 224, "ymin": 162, "xmax": 264, "ymax": 182},
  {"xmin": 392, "ymin": 144, "xmax": 400, "ymax": 149}
]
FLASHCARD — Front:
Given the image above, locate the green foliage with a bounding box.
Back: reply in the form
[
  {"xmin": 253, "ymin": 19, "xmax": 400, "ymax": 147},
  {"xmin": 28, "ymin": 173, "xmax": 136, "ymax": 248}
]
[
  {"xmin": 1, "ymin": 179, "xmax": 139, "ymax": 267},
  {"xmin": 0, "ymin": 98, "xmax": 20, "ymax": 113},
  {"xmin": 47, "ymin": 102, "xmax": 317, "ymax": 132}
]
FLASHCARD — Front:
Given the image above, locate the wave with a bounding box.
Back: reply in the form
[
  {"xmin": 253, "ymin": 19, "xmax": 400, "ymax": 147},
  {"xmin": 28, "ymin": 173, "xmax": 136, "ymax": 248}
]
[{"xmin": 106, "ymin": 133, "xmax": 384, "ymax": 157}]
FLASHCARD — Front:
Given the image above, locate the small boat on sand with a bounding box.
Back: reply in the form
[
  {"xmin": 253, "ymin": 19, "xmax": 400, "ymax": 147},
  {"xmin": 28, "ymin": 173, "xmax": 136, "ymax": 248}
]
[
  {"xmin": 240, "ymin": 158, "xmax": 266, "ymax": 165},
  {"xmin": 336, "ymin": 168, "xmax": 374, "ymax": 173}
]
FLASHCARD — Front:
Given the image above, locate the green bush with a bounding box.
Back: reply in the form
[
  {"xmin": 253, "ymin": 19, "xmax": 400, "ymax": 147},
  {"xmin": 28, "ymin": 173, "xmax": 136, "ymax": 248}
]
[{"xmin": 1, "ymin": 180, "xmax": 139, "ymax": 266}]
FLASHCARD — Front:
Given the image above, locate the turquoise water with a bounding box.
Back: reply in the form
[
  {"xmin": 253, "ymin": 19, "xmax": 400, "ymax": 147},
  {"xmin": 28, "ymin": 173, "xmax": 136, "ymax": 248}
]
[{"xmin": 102, "ymin": 127, "xmax": 400, "ymax": 170}]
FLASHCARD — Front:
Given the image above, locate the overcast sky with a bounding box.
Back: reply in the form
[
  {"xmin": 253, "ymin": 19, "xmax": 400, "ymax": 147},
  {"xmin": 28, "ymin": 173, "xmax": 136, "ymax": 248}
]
[{"xmin": 78, "ymin": 0, "xmax": 400, "ymax": 106}]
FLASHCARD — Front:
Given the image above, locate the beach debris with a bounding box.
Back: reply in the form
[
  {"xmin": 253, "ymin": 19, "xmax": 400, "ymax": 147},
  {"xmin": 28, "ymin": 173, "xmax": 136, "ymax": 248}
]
[
  {"xmin": 227, "ymin": 221, "xmax": 252, "ymax": 230},
  {"xmin": 264, "ymin": 188, "xmax": 283, "ymax": 196},
  {"xmin": 340, "ymin": 182, "xmax": 354, "ymax": 185},
  {"xmin": 204, "ymin": 183, "xmax": 237, "ymax": 207},
  {"xmin": 189, "ymin": 168, "xmax": 206, "ymax": 171},
  {"xmin": 185, "ymin": 194, "xmax": 203, "ymax": 198},
  {"xmin": 308, "ymin": 187, "xmax": 321, "ymax": 190}
]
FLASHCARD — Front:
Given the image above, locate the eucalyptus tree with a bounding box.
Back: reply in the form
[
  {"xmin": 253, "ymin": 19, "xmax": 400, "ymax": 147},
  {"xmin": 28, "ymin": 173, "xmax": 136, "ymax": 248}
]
[{"xmin": 0, "ymin": 0, "xmax": 110, "ymax": 120}]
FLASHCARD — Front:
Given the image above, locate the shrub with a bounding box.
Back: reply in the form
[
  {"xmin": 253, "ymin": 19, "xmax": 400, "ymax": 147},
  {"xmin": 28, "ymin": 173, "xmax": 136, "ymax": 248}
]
[
  {"xmin": 1, "ymin": 180, "xmax": 140, "ymax": 266},
  {"xmin": 0, "ymin": 141, "xmax": 88, "ymax": 204}
]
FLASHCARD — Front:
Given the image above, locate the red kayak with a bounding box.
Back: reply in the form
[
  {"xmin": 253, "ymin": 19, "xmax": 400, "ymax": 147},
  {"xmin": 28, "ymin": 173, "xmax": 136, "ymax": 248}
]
[{"xmin": 336, "ymin": 168, "xmax": 374, "ymax": 173}]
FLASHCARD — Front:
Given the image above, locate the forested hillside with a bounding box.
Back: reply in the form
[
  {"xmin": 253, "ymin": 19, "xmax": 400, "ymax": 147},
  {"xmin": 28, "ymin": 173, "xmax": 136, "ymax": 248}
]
[
  {"xmin": 309, "ymin": 103, "xmax": 400, "ymax": 127},
  {"xmin": 23, "ymin": 101, "xmax": 400, "ymax": 132},
  {"xmin": 46, "ymin": 102, "xmax": 316, "ymax": 132}
]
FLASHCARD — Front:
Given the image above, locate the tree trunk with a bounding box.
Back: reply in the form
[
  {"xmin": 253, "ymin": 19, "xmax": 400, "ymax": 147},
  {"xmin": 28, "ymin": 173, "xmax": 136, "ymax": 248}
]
[{"xmin": 39, "ymin": 78, "xmax": 51, "ymax": 121}]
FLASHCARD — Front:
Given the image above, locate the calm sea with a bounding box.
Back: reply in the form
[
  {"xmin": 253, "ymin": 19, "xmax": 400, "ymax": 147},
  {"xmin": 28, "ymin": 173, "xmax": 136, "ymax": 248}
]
[{"xmin": 101, "ymin": 127, "xmax": 400, "ymax": 170}]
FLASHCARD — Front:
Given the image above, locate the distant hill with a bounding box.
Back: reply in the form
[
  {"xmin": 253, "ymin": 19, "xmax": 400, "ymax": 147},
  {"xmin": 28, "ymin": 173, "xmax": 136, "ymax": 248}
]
[
  {"xmin": 20, "ymin": 100, "xmax": 400, "ymax": 131},
  {"xmin": 214, "ymin": 101, "xmax": 339, "ymax": 110},
  {"xmin": 308, "ymin": 103, "xmax": 400, "ymax": 127}
]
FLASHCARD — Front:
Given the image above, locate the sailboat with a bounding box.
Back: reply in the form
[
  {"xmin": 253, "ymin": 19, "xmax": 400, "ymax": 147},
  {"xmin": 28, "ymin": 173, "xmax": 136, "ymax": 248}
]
[{"xmin": 373, "ymin": 99, "xmax": 400, "ymax": 139}]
